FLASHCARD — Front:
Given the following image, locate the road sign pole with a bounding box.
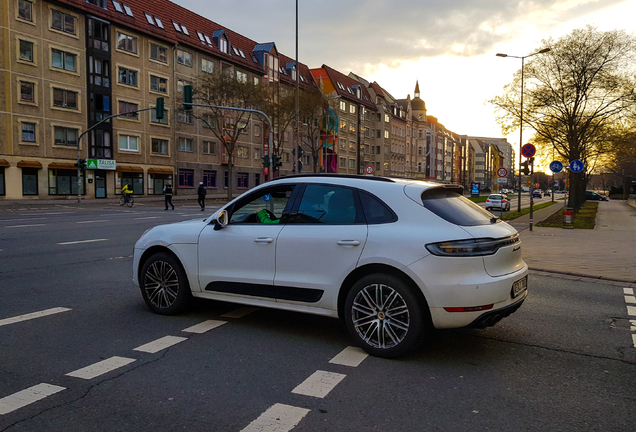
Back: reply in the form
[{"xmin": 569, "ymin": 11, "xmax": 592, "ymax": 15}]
[{"xmin": 529, "ymin": 158, "xmax": 534, "ymax": 231}]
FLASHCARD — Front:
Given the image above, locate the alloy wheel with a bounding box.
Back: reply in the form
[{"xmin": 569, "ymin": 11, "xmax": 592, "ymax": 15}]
[{"xmin": 143, "ymin": 260, "xmax": 180, "ymax": 309}]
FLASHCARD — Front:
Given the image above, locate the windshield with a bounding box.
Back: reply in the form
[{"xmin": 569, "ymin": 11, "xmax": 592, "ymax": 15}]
[{"xmin": 421, "ymin": 188, "xmax": 495, "ymax": 226}]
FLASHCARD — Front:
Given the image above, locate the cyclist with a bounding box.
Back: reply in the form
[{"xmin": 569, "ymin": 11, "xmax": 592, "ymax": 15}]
[{"xmin": 121, "ymin": 183, "xmax": 133, "ymax": 204}]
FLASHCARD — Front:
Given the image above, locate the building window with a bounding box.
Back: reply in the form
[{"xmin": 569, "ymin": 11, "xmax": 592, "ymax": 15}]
[
  {"xmin": 349, "ymin": 159, "xmax": 356, "ymax": 169},
  {"xmin": 20, "ymin": 82, "xmax": 35, "ymax": 102},
  {"xmin": 177, "ymin": 109, "xmax": 193, "ymax": 124},
  {"xmin": 116, "ymin": 33, "xmax": 137, "ymax": 53},
  {"xmin": 349, "ymin": 124, "xmax": 356, "ymax": 133},
  {"xmin": 151, "ymin": 107, "xmax": 168, "ymax": 124},
  {"xmin": 339, "ymin": 119, "xmax": 347, "ymax": 132},
  {"xmin": 178, "ymin": 137, "xmax": 193, "ymax": 152},
  {"xmin": 350, "ymin": 105, "xmax": 356, "ymax": 114},
  {"xmin": 177, "ymin": 79, "xmax": 191, "ymax": 93},
  {"xmin": 21, "ymin": 122, "xmax": 36, "ymax": 142},
  {"xmin": 89, "ymin": 56, "xmax": 110, "ymax": 87},
  {"xmin": 236, "ymin": 71, "xmax": 247, "ymax": 83},
  {"xmin": 201, "ymin": 59, "xmax": 214, "ymax": 73},
  {"xmin": 18, "ymin": 0, "xmax": 32, "ymax": 21},
  {"xmin": 176, "ymin": 49, "xmax": 192, "ymax": 66},
  {"xmin": 237, "ymin": 146, "xmax": 249, "ymax": 159},
  {"xmin": 119, "ymin": 101, "xmax": 138, "ymax": 119},
  {"xmin": 19, "ymin": 40, "xmax": 34, "ymax": 63},
  {"xmin": 150, "ymin": 75, "xmax": 167, "ymax": 93},
  {"xmin": 86, "ymin": 0, "xmax": 107, "ymax": 8},
  {"xmin": 151, "ymin": 138, "xmax": 168, "ymax": 154},
  {"xmin": 384, "ymin": 130, "xmax": 389, "ymax": 139},
  {"xmin": 178, "ymin": 169, "xmax": 194, "ymax": 187},
  {"xmin": 255, "ymin": 173, "xmax": 260, "ymax": 186},
  {"xmin": 53, "ymin": 88, "xmax": 78, "ymax": 109},
  {"xmin": 339, "ymin": 101, "xmax": 346, "ymax": 111},
  {"xmin": 118, "ymin": 67, "xmax": 138, "ymax": 86},
  {"xmin": 51, "ymin": 10, "xmax": 75, "ymax": 34},
  {"xmin": 254, "ymin": 148, "xmax": 261, "ymax": 160},
  {"xmin": 0, "ymin": 168, "xmax": 5, "ymax": 196},
  {"xmin": 385, "ymin": 114, "xmax": 390, "ymax": 123},
  {"xmin": 254, "ymin": 124, "xmax": 261, "ymax": 137},
  {"xmin": 54, "ymin": 126, "xmax": 78, "ymax": 146},
  {"xmin": 349, "ymin": 141, "xmax": 355, "ymax": 151},
  {"xmin": 48, "ymin": 169, "xmax": 83, "ymax": 195},
  {"xmin": 51, "ymin": 49, "xmax": 77, "ymax": 71},
  {"xmin": 119, "ymin": 135, "xmax": 139, "ymax": 151},
  {"xmin": 339, "ymin": 157, "xmax": 346, "ymax": 168},
  {"xmin": 202, "ymin": 170, "xmax": 216, "ymax": 187},
  {"xmin": 22, "ymin": 168, "xmax": 38, "ymax": 195},
  {"xmin": 150, "ymin": 43, "xmax": 167, "ymax": 63},
  {"xmin": 202, "ymin": 140, "xmax": 215, "ymax": 155},
  {"xmin": 219, "ymin": 37, "xmax": 228, "ymax": 54},
  {"xmin": 88, "ymin": 18, "xmax": 109, "ymax": 51},
  {"xmin": 120, "ymin": 172, "xmax": 143, "ymax": 195},
  {"xmin": 237, "ymin": 172, "xmax": 248, "ymax": 189}
]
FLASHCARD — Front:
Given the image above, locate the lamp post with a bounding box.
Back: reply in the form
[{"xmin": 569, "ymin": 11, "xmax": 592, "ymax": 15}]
[{"xmin": 496, "ymin": 47, "xmax": 550, "ymax": 212}]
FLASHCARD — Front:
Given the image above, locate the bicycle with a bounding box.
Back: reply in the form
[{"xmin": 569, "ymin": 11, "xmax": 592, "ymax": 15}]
[{"xmin": 120, "ymin": 193, "xmax": 134, "ymax": 207}]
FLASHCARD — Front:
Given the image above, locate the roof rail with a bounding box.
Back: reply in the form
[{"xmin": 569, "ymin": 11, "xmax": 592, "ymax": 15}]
[{"xmin": 272, "ymin": 174, "xmax": 395, "ymax": 183}]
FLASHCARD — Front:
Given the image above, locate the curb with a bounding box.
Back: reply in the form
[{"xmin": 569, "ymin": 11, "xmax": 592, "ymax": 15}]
[{"xmin": 529, "ymin": 268, "xmax": 636, "ymax": 285}]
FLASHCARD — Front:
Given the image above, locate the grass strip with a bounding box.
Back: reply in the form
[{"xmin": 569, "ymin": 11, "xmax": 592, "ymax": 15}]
[
  {"xmin": 537, "ymin": 201, "xmax": 598, "ymax": 229},
  {"xmin": 499, "ymin": 201, "xmax": 556, "ymax": 220}
]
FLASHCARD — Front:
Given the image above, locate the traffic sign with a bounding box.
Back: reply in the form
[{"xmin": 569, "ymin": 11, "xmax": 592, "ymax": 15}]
[
  {"xmin": 521, "ymin": 144, "xmax": 536, "ymax": 158},
  {"xmin": 570, "ymin": 159, "xmax": 584, "ymax": 173},
  {"xmin": 497, "ymin": 167, "xmax": 508, "ymax": 178},
  {"xmin": 549, "ymin": 161, "xmax": 563, "ymax": 173},
  {"xmin": 365, "ymin": 165, "xmax": 374, "ymax": 175}
]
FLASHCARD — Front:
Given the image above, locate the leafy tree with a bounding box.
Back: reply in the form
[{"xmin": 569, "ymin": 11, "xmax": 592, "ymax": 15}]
[
  {"xmin": 193, "ymin": 73, "xmax": 265, "ymax": 200},
  {"xmin": 604, "ymin": 121, "xmax": 636, "ymax": 196},
  {"xmin": 491, "ymin": 26, "xmax": 636, "ymax": 210}
]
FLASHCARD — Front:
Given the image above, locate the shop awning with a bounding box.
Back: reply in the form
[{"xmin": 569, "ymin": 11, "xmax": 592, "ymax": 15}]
[
  {"xmin": 17, "ymin": 160, "xmax": 43, "ymax": 169},
  {"xmin": 116, "ymin": 165, "xmax": 144, "ymax": 173},
  {"xmin": 0, "ymin": 159, "xmax": 10, "ymax": 167},
  {"xmin": 147, "ymin": 168, "xmax": 173, "ymax": 174},
  {"xmin": 48, "ymin": 162, "xmax": 77, "ymax": 169}
]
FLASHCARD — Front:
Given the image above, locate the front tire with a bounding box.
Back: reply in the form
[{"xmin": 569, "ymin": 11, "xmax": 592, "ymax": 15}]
[
  {"xmin": 139, "ymin": 252, "xmax": 191, "ymax": 315},
  {"xmin": 344, "ymin": 274, "xmax": 429, "ymax": 358}
]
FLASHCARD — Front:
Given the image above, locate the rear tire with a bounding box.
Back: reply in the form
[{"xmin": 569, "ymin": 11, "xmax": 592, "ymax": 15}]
[
  {"xmin": 119, "ymin": 196, "xmax": 125, "ymax": 206},
  {"xmin": 344, "ymin": 273, "xmax": 429, "ymax": 358},
  {"xmin": 139, "ymin": 252, "xmax": 191, "ymax": 315}
]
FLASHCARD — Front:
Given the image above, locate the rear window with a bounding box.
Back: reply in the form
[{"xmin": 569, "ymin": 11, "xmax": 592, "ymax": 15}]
[
  {"xmin": 489, "ymin": 195, "xmax": 503, "ymax": 200},
  {"xmin": 421, "ymin": 188, "xmax": 494, "ymax": 226}
]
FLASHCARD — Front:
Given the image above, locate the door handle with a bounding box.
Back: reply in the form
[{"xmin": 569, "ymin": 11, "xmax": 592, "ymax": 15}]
[
  {"xmin": 337, "ymin": 240, "xmax": 360, "ymax": 247},
  {"xmin": 254, "ymin": 237, "xmax": 274, "ymax": 244}
]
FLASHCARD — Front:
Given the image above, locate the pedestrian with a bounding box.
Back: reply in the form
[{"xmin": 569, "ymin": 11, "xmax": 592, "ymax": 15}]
[
  {"xmin": 163, "ymin": 182, "xmax": 174, "ymax": 210},
  {"xmin": 197, "ymin": 182, "xmax": 207, "ymax": 211}
]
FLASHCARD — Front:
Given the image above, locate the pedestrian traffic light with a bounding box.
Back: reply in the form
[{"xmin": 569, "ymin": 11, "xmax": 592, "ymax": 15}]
[
  {"xmin": 155, "ymin": 97, "xmax": 165, "ymax": 120},
  {"xmin": 261, "ymin": 154, "xmax": 270, "ymax": 167},
  {"xmin": 272, "ymin": 154, "xmax": 282, "ymax": 171},
  {"xmin": 520, "ymin": 160, "xmax": 530, "ymax": 175},
  {"xmin": 183, "ymin": 85, "xmax": 193, "ymax": 110},
  {"xmin": 75, "ymin": 159, "xmax": 87, "ymax": 171}
]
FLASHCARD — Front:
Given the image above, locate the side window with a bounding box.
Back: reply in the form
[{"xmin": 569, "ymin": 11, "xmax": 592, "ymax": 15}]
[
  {"xmin": 229, "ymin": 185, "xmax": 295, "ymax": 224},
  {"xmin": 294, "ymin": 184, "xmax": 361, "ymax": 225},
  {"xmin": 359, "ymin": 191, "xmax": 397, "ymax": 224}
]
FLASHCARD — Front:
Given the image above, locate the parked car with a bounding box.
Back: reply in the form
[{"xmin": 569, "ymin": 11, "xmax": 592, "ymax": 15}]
[
  {"xmin": 133, "ymin": 175, "xmax": 528, "ymax": 358},
  {"xmin": 532, "ymin": 190, "xmax": 543, "ymax": 198},
  {"xmin": 586, "ymin": 190, "xmax": 609, "ymax": 201},
  {"xmin": 544, "ymin": 190, "xmax": 551, "ymax": 197},
  {"xmin": 485, "ymin": 194, "xmax": 511, "ymax": 211}
]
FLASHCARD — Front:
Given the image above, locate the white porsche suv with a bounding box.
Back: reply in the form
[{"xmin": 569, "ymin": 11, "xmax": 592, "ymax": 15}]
[{"xmin": 133, "ymin": 175, "xmax": 528, "ymax": 358}]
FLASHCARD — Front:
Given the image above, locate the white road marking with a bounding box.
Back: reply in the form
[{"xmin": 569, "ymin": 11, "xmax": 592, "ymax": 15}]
[
  {"xmin": 57, "ymin": 239, "xmax": 108, "ymax": 245},
  {"xmin": 182, "ymin": 320, "xmax": 227, "ymax": 334},
  {"xmin": 625, "ymin": 296, "xmax": 636, "ymax": 304},
  {"xmin": 6, "ymin": 224, "xmax": 46, "ymax": 228},
  {"xmin": 42, "ymin": 212, "xmax": 75, "ymax": 215},
  {"xmin": 76, "ymin": 220, "xmax": 109, "ymax": 224},
  {"xmin": 624, "ymin": 288, "xmax": 634, "ymax": 295},
  {"xmin": 627, "ymin": 306, "xmax": 636, "ymax": 317},
  {"xmin": 240, "ymin": 403, "xmax": 310, "ymax": 432},
  {"xmin": 329, "ymin": 346, "xmax": 369, "ymax": 367},
  {"xmin": 66, "ymin": 356, "xmax": 136, "ymax": 380},
  {"xmin": 134, "ymin": 216, "xmax": 160, "ymax": 220},
  {"xmin": 0, "ymin": 307, "xmax": 71, "ymax": 327},
  {"xmin": 0, "ymin": 217, "xmax": 47, "ymax": 223},
  {"xmin": 291, "ymin": 370, "xmax": 346, "ymax": 399},
  {"xmin": 631, "ymin": 320, "xmax": 636, "ymax": 332},
  {"xmin": 633, "ymin": 334, "xmax": 636, "ymax": 348},
  {"xmin": 133, "ymin": 335, "xmax": 187, "ymax": 353},
  {"xmin": 221, "ymin": 307, "xmax": 259, "ymax": 319},
  {"xmin": 0, "ymin": 383, "xmax": 66, "ymax": 415}
]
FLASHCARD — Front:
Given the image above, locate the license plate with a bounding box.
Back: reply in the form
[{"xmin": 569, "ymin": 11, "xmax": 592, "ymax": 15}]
[{"xmin": 512, "ymin": 276, "xmax": 528, "ymax": 298}]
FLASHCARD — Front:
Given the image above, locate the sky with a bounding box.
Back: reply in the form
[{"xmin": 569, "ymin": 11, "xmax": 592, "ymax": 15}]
[{"xmin": 173, "ymin": 0, "xmax": 635, "ymax": 160}]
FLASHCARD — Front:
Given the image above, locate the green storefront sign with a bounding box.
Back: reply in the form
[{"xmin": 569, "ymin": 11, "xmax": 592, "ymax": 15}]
[{"xmin": 86, "ymin": 159, "xmax": 116, "ymax": 170}]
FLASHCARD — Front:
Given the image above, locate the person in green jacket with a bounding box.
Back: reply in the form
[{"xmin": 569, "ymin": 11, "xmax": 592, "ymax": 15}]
[{"xmin": 257, "ymin": 208, "xmax": 279, "ymax": 224}]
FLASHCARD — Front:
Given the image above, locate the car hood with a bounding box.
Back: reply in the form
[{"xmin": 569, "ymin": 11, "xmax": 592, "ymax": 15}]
[{"xmin": 135, "ymin": 218, "xmax": 208, "ymax": 248}]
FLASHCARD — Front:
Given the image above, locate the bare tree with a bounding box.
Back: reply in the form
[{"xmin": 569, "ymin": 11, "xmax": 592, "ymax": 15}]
[
  {"xmin": 193, "ymin": 73, "xmax": 265, "ymax": 200},
  {"xmin": 259, "ymin": 86, "xmax": 296, "ymax": 177},
  {"xmin": 298, "ymin": 86, "xmax": 329, "ymax": 173},
  {"xmin": 491, "ymin": 26, "xmax": 636, "ymax": 210}
]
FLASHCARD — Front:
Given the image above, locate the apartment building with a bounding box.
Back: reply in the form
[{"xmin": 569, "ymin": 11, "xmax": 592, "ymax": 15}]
[{"xmin": 1, "ymin": 0, "xmax": 314, "ymax": 199}]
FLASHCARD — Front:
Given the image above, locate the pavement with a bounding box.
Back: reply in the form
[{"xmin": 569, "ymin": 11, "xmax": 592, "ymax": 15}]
[{"xmin": 2, "ymin": 194, "xmax": 635, "ymax": 285}]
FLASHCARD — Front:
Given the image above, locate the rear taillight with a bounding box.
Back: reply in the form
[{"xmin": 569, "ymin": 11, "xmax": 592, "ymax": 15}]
[
  {"xmin": 486, "ymin": 199, "xmax": 490, "ymax": 202},
  {"xmin": 502, "ymin": 199, "xmax": 506, "ymax": 203},
  {"xmin": 426, "ymin": 234, "xmax": 520, "ymax": 257}
]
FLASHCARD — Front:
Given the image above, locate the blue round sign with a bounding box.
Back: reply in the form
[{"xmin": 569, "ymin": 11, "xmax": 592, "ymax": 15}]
[
  {"xmin": 549, "ymin": 161, "xmax": 563, "ymax": 173},
  {"xmin": 261, "ymin": 194, "xmax": 272, "ymax": 203},
  {"xmin": 570, "ymin": 159, "xmax": 584, "ymax": 173}
]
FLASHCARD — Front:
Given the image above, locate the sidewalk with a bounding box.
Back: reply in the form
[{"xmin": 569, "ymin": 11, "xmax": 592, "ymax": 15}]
[{"xmin": 518, "ymin": 200, "xmax": 636, "ymax": 284}]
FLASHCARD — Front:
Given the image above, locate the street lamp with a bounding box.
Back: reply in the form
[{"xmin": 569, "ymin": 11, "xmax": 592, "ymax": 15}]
[{"xmin": 496, "ymin": 47, "xmax": 551, "ymax": 212}]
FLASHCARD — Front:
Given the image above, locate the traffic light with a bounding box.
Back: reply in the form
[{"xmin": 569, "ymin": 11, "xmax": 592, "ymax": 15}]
[
  {"xmin": 292, "ymin": 147, "xmax": 305, "ymax": 157},
  {"xmin": 272, "ymin": 154, "xmax": 282, "ymax": 171},
  {"xmin": 261, "ymin": 154, "xmax": 270, "ymax": 167},
  {"xmin": 155, "ymin": 97, "xmax": 165, "ymax": 120},
  {"xmin": 520, "ymin": 160, "xmax": 530, "ymax": 175},
  {"xmin": 183, "ymin": 85, "xmax": 193, "ymax": 110},
  {"xmin": 75, "ymin": 159, "xmax": 87, "ymax": 171}
]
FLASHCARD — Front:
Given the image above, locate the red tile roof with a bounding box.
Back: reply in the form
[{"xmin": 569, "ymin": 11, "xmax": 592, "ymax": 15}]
[{"xmin": 315, "ymin": 64, "xmax": 376, "ymax": 110}]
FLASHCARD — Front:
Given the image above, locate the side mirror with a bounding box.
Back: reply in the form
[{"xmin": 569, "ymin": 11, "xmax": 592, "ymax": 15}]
[{"xmin": 212, "ymin": 209, "xmax": 229, "ymax": 230}]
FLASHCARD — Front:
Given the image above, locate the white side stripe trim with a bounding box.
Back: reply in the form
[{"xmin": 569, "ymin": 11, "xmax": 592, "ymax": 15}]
[
  {"xmin": 291, "ymin": 370, "xmax": 346, "ymax": 399},
  {"xmin": 0, "ymin": 307, "xmax": 71, "ymax": 327},
  {"xmin": 0, "ymin": 384, "xmax": 66, "ymax": 415},
  {"xmin": 240, "ymin": 403, "xmax": 310, "ymax": 432},
  {"xmin": 66, "ymin": 356, "xmax": 136, "ymax": 380}
]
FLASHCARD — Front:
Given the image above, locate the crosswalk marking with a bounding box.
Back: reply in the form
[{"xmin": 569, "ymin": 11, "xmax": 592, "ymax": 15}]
[
  {"xmin": 66, "ymin": 356, "xmax": 136, "ymax": 380},
  {"xmin": 240, "ymin": 403, "xmax": 310, "ymax": 432},
  {"xmin": 291, "ymin": 370, "xmax": 346, "ymax": 399},
  {"xmin": 329, "ymin": 346, "xmax": 369, "ymax": 367},
  {"xmin": 0, "ymin": 307, "xmax": 71, "ymax": 327},
  {"xmin": 0, "ymin": 383, "xmax": 66, "ymax": 415},
  {"xmin": 624, "ymin": 288, "xmax": 634, "ymax": 295},
  {"xmin": 133, "ymin": 335, "xmax": 187, "ymax": 353},
  {"xmin": 182, "ymin": 320, "xmax": 227, "ymax": 334}
]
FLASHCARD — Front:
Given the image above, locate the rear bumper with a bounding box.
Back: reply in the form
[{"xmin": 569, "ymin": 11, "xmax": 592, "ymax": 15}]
[{"xmin": 467, "ymin": 296, "xmax": 526, "ymax": 328}]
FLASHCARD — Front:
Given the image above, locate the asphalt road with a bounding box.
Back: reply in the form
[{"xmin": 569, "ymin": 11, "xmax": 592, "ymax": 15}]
[{"xmin": 1, "ymin": 202, "xmax": 634, "ymax": 431}]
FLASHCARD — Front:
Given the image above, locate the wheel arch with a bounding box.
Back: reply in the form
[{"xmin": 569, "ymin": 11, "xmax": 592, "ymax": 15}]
[
  {"xmin": 137, "ymin": 246, "xmax": 190, "ymax": 290},
  {"xmin": 337, "ymin": 263, "xmax": 431, "ymax": 323}
]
